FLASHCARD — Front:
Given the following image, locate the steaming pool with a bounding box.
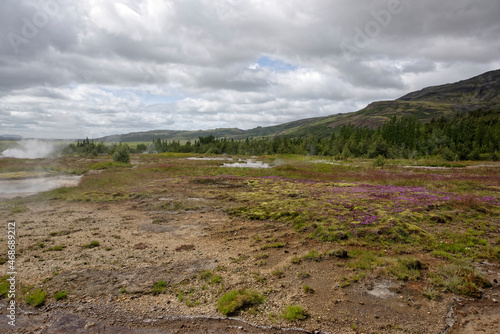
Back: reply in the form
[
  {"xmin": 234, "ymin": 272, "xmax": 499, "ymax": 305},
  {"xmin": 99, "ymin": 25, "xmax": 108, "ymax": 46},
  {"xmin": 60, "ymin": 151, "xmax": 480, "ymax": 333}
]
[{"xmin": 0, "ymin": 174, "xmax": 82, "ymax": 199}]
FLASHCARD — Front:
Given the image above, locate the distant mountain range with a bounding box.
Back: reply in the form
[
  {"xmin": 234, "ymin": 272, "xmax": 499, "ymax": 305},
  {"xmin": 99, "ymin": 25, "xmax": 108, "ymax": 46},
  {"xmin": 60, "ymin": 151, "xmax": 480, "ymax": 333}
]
[
  {"xmin": 0, "ymin": 135, "xmax": 22, "ymax": 141},
  {"xmin": 97, "ymin": 69, "xmax": 500, "ymax": 142}
]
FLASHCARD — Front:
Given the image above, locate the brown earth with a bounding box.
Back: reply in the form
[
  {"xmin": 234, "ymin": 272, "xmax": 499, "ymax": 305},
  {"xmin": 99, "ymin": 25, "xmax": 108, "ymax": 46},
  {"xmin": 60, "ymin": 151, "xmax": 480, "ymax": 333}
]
[{"xmin": 1, "ymin": 176, "xmax": 499, "ymax": 334}]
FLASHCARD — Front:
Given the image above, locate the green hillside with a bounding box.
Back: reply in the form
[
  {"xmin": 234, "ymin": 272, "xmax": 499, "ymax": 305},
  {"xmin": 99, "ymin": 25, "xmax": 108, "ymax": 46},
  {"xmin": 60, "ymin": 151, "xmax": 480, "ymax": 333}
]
[
  {"xmin": 97, "ymin": 69, "xmax": 500, "ymax": 142},
  {"xmin": 273, "ymin": 69, "xmax": 500, "ymax": 138}
]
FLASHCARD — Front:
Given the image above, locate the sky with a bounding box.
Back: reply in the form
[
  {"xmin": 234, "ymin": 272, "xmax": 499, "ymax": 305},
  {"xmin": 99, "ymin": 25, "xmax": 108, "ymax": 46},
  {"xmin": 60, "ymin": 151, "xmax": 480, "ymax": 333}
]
[{"xmin": 1, "ymin": 0, "xmax": 499, "ymax": 139}]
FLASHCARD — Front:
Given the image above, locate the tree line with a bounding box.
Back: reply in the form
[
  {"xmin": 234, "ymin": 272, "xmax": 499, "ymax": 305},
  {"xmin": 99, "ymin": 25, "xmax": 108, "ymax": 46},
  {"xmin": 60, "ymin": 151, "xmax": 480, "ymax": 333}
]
[{"xmin": 66, "ymin": 109, "xmax": 499, "ymax": 161}]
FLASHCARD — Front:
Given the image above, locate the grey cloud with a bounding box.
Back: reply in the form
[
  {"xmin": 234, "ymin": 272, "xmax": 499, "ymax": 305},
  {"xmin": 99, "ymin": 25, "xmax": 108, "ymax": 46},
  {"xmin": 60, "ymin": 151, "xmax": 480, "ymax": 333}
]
[{"xmin": 0, "ymin": 0, "xmax": 499, "ymax": 138}]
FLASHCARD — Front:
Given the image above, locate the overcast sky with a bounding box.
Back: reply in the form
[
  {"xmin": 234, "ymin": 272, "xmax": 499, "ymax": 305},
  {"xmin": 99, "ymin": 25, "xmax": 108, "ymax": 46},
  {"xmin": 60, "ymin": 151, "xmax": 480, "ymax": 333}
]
[{"xmin": 1, "ymin": 0, "xmax": 499, "ymax": 139}]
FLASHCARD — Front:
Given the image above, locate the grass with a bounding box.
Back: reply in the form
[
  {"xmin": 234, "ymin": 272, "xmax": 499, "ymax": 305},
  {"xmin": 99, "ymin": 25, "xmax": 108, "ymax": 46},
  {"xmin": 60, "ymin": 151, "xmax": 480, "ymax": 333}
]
[
  {"xmin": 297, "ymin": 271, "xmax": 310, "ymax": 279},
  {"xmin": 271, "ymin": 268, "xmax": 285, "ymax": 278},
  {"xmin": 260, "ymin": 242, "xmax": 285, "ymax": 250},
  {"xmin": 175, "ymin": 244, "xmax": 195, "ymax": 252},
  {"xmin": 387, "ymin": 257, "xmax": 426, "ymax": 281},
  {"xmin": 0, "ymin": 276, "xmax": 10, "ymax": 297},
  {"xmin": 281, "ymin": 305, "xmax": 308, "ymax": 321},
  {"xmin": 210, "ymin": 275, "xmax": 222, "ymax": 284},
  {"xmin": 303, "ymin": 285, "xmax": 314, "ymax": 294},
  {"xmin": 254, "ymin": 252, "xmax": 269, "ymax": 260},
  {"xmin": 82, "ymin": 240, "xmax": 100, "ymax": 249},
  {"xmin": 340, "ymin": 273, "xmax": 366, "ymax": 287},
  {"xmin": 199, "ymin": 270, "xmax": 222, "ymax": 284},
  {"xmin": 422, "ymin": 287, "xmax": 440, "ymax": 300},
  {"xmin": 152, "ymin": 280, "xmax": 167, "ymax": 295},
  {"xmin": 231, "ymin": 255, "xmax": 249, "ymax": 263},
  {"xmin": 348, "ymin": 250, "xmax": 385, "ymax": 270},
  {"xmin": 325, "ymin": 248, "xmax": 348, "ymax": 258},
  {"xmin": 49, "ymin": 245, "xmax": 66, "ymax": 251},
  {"xmin": 54, "ymin": 290, "xmax": 68, "ymax": 301},
  {"xmin": 88, "ymin": 161, "xmax": 131, "ymax": 170},
  {"xmin": 10, "ymin": 205, "xmax": 28, "ymax": 214},
  {"xmin": 25, "ymin": 289, "xmax": 47, "ymax": 307},
  {"xmin": 303, "ymin": 250, "xmax": 322, "ymax": 262},
  {"xmin": 199, "ymin": 270, "xmax": 213, "ymax": 280},
  {"xmin": 430, "ymin": 263, "xmax": 492, "ymax": 297},
  {"xmin": 217, "ymin": 289, "xmax": 265, "ymax": 316}
]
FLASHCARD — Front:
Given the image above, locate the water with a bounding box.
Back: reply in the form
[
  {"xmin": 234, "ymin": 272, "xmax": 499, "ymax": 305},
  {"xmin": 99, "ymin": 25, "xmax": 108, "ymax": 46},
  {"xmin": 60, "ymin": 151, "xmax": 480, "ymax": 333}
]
[
  {"xmin": 0, "ymin": 175, "xmax": 82, "ymax": 199},
  {"xmin": 186, "ymin": 157, "xmax": 233, "ymax": 161},
  {"xmin": 221, "ymin": 159, "xmax": 272, "ymax": 168}
]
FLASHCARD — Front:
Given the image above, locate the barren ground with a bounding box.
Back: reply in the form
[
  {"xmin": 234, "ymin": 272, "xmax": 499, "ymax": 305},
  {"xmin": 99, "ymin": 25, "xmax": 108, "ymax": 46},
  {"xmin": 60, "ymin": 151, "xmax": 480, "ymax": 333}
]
[{"xmin": 0, "ymin": 155, "xmax": 499, "ymax": 333}]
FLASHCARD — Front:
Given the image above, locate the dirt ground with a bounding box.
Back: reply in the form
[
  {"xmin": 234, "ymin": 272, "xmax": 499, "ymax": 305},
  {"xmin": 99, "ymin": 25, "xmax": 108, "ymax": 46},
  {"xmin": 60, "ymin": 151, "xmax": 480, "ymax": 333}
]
[{"xmin": 1, "ymin": 166, "xmax": 499, "ymax": 333}]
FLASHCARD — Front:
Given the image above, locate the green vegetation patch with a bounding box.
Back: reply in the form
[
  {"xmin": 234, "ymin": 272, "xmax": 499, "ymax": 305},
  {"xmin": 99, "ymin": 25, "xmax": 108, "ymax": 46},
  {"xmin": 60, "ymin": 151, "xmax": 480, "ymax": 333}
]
[
  {"xmin": 10, "ymin": 205, "xmax": 28, "ymax": 214},
  {"xmin": 260, "ymin": 242, "xmax": 285, "ymax": 250},
  {"xmin": 430, "ymin": 263, "xmax": 491, "ymax": 297},
  {"xmin": 281, "ymin": 305, "xmax": 308, "ymax": 321},
  {"xmin": 0, "ymin": 276, "xmax": 10, "ymax": 297},
  {"xmin": 217, "ymin": 289, "xmax": 265, "ymax": 316},
  {"xmin": 25, "ymin": 289, "xmax": 47, "ymax": 307},
  {"xmin": 82, "ymin": 240, "xmax": 100, "ymax": 249},
  {"xmin": 228, "ymin": 176, "xmax": 499, "ymax": 262},
  {"xmin": 387, "ymin": 257, "xmax": 426, "ymax": 281},
  {"xmin": 152, "ymin": 280, "xmax": 167, "ymax": 295},
  {"xmin": 303, "ymin": 250, "xmax": 322, "ymax": 262},
  {"xmin": 54, "ymin": 290, "xmax": 68, "ymax": 301}
]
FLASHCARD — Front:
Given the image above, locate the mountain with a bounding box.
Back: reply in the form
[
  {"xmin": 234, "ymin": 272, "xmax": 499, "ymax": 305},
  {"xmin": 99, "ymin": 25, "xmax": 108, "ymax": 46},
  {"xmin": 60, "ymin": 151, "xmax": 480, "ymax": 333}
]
[
  {"xmin": 97, "ymin": 69, "xmax": 500, "ymax": 142},
  {"xmin": 0, "ymin": 134, "xmax": 22, "ymax": 141}
]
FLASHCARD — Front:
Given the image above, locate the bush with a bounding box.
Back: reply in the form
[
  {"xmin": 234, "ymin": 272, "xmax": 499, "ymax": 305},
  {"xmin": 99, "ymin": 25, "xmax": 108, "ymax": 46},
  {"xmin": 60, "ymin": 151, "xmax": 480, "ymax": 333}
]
[
  {"xmin": 281, "ymin": 305, "xmax": 308, "ymax": 321},
  {"xmin": 373, "ymin": 155, "xmax": 386, "ymax": 167},
  {"xmin": 113, "ymin": 145, "xmax": 130, "ymax": 163},
  {"xmin": 217, "ymin": 289, "xmax": 265, "ymax": 316}
]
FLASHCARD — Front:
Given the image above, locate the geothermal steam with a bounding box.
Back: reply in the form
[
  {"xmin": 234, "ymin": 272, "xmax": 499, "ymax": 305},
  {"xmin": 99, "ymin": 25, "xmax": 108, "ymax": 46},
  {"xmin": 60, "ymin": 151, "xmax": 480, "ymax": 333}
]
[{"xmin": 0, "ymin": 140, "xmax": 61, "ymax": 159}]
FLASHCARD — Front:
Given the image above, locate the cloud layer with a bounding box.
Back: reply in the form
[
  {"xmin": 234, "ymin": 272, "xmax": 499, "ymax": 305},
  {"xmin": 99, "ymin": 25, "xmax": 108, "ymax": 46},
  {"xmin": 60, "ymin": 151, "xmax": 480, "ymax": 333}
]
[{"xmin": 1, "ymin": 0, "xmax": 499, "ymax": 138}]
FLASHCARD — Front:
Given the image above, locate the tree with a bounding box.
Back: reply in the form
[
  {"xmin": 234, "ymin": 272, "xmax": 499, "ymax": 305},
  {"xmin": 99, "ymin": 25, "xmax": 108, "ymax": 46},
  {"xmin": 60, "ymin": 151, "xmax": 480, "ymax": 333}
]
[{"xmin": 113, "ymin": 144, "xmax": 130, "ymax": 163}]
